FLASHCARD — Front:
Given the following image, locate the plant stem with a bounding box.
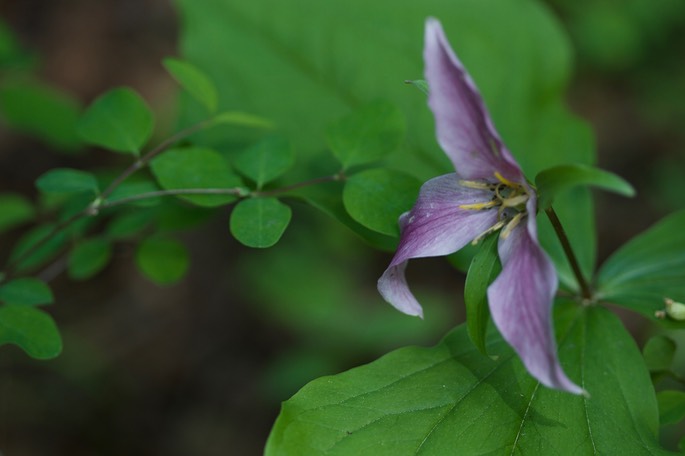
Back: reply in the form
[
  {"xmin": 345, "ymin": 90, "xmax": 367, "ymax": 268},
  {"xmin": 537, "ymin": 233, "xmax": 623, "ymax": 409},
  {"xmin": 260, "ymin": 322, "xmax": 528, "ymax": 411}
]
[
  {"xmin": 101, "ymin": 188, "xmax": 247, "ymax": 209},
  {"xmin": 252, "ymin": 172, "xmax": 344, "ymax": 197},
  {"xmin": 545, "ymin": 207, "xmax": 593, "ymax": 300}
]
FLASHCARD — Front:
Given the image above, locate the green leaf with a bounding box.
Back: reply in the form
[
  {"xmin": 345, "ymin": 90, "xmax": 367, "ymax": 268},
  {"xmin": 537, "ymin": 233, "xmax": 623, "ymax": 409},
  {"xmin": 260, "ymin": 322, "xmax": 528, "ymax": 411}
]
[
  {"xmin": 68, "ymin": 238, "xmax": 112, "ymax": 280},
  {"xmin": 230, "ymin": 198, "xmax": 291, "ymax": 248},
  {"xmin": 643, "ymin": 335, "xmax": 676, "ymax": 372},
  {"xmin": 76, "ymin": 87, "xmax": 153, "ymax": 155},
  {"xmin": 326, "ymin": 100, "xmax": 405, "ymax": 169},
  {"xmin": 657, "ymin": 391, "xmax": 685, "ymax": 426},
  {"xmin": 267, "ymin": 305, "xmax": 672, "ymax": 455},
  {"xmin": 463, "ymin": 231, "xmax": 500, "ymax": 355},
  {"xmin": 211, "ymin": 111, "xmax": 273, "ymax": 129},
  {"xmin": 0, "ymin": 193, "xmax": 34, "ymax": 233},
  {"xmin": 163, "ymin": 57, "xmax": 218, "ymax": 113},
  {"xmin": 107, "ymin": 179, "xmax": 161, "ymax": 207},
  {"xmin": 535, "ymin": 163, "xmax": 635, "ymax": 210},
  {"xmin": 0, "ymin": 80, "xmax": 82, "ymax": 151},
  {"xmin": 135, "ymin": 236, "xmax": 189, "ymax": 285},
  {"xmin": 342, "ymin": 169, "xmax": 421, "ymax": 236},
  {"xmin": 105, "ymin": 211, "xmax": 155, "ymax": 239},
  {"xmin": 0, "ymin": 305, "xmax": 62, "ymax": 359},
  {"xmin": 233, "ymin": 136, "xmax": 294, "ymax": 189},
  {"xmin": 9, "ymin": 224, "xmax": 68, "ymax": 272},
  {"xmin": 0, "ymin": 278, "xmax": 53, "ymax": 306},
  {"xmin": 35, "ymin": 168, "xmax": 99, "ymax": 195},
  {"xmin": 596, "ymin": 210, "xmax": 685, "ymax": 319},
  {"xmin": 405, "ymin": 79, "xmax": 429, "ymax": 95},
  {"xmin": 150, "ymin": 146, "xmax": 243, "ymax": 207}
]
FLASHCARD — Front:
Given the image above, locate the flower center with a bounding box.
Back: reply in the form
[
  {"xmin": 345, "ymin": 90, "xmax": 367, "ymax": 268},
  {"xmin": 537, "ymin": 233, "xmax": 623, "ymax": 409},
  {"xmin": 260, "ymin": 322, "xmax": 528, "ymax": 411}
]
[{"xmin": 458, "ymin": 172, "xmax": 530, "ymax": 243}]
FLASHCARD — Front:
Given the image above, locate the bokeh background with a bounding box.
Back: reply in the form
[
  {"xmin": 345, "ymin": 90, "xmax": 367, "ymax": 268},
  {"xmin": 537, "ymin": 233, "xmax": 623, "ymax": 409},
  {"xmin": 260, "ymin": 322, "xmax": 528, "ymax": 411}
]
[{"xmin": 1, "ymin": 0, "xmax": 685, "ymax": 454}]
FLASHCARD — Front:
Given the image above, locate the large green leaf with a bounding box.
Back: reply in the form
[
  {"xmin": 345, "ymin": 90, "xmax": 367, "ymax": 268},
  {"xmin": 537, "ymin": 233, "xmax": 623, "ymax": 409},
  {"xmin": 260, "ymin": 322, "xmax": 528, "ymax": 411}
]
[
  {"xmin": 150, "ymin": 146, "xmax": 243, "ymax": 207},
  {"xmin": 0, "ymin": 305, "xmax": 62, "ymax": 359},
  {"xmin": 175, "ymin": 0, "xmax": 597, "ymax": 285},
  {"xmin": 596, "ymin": 210, "xmax": 685, "ymax": 320},
  {"xmin": 76, "ymin": 87, "xmax": 153, "ymax": 155},
  {"xmin": 267, "ymin": 304, "xmax": 672, "ymax": 455},
  {"xmin": 463, "ymin": 231, "xmax": 500, "ymax": 355},
  {"xmin": 535, "ymin": 163, "xmax": 635, "ymax": 210}
]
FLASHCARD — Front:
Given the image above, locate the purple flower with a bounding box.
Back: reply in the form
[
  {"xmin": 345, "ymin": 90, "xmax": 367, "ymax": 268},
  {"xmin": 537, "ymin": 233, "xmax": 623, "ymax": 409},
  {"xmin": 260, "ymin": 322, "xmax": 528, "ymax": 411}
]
[{"xmin": 378, "ymin": 18, "xmax": 584, "ymax": 395}]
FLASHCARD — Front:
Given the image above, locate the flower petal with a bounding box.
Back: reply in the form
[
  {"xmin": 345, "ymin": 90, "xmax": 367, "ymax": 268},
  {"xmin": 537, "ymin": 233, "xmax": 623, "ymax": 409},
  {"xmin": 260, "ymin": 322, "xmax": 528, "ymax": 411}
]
[
  {"xmin": 487, "ymin": 206, "xmax": 584, "ymax": 394},
  {"xmin": 424, "ymin": 18, "xmax": 523, "ymax": 183},
  {"xmin": 378, "ymin": 173, "xmax": 499, "ymax": 317}
]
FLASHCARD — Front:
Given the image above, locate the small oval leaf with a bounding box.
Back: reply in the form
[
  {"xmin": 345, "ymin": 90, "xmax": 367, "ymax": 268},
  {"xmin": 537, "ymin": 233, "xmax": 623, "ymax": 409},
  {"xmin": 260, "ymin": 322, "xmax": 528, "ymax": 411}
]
[
  {"xmin": 234, "ymin": 136, "xmax": 294, "ymax": 189},
  {"xmin": 76, "ymin": 87, "xmax": 154, "ymax": 155},
  {"xmin": 135, "ymin": 237, "xmax": 189, "ymax": 285},
  {"xmin": 150, "ymin": 146, "xmax": 243, "ymax": 207},
  {"xmin": 642, "ymin": 335, "xmax": 676, "ymax": 372},
  {"xmin": 657, "ymin": 390, "xmax": 685, "ymax": 425},
  {"xmin": 0, "ymin": 278, "xmax": 53, "ymax": 306},
  {"xmin": 68, "ymin": 238, "xmax": 113, "ymax": 280},
  {"xmin": 0, "ymin": 193, "xmax": 34, "ymax": 233},
  {"xmin": 343, "ymin": 169, "xmax": 421, "ymax": 236},
  {"xmin": 230, "ymin": 198, "xmax": 291, "ymax": 248},
  {"xmin": 0, "ymin": 305, "xmax": 62, "ymax": 359},
  {"xmin": 35, "ymin": 168, "xmax": 99, "ymax": 195},
  {"xmin": 163, "ymin": 58, "xmax": 218, "ymax": 113},
  {"xmin": 326, "ymin": 100, "xmax": 405, "ymax": 169}
]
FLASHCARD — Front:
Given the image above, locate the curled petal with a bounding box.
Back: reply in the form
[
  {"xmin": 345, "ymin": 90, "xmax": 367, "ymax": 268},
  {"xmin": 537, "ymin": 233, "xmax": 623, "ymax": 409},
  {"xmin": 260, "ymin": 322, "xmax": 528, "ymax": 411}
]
[
  {"xmin": 378, "ymin": 174, "xmax": 499, "ymax": 317},
  {"xmin": 487, "ymin": 205, "xmax": 584, "ymax": 394},
  {"xmin": 424, "ymin": 18, "xmax": 523, "ymax": 183}
]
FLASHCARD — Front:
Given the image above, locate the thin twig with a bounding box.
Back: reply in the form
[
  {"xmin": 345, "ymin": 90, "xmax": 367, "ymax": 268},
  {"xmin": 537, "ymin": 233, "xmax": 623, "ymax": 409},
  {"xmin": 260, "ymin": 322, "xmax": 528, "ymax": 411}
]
[
  {"xmin": 252, "ymin": 173, "xmax": 344, "ymax": 197},
  {"xmin": 545, "ymin": 207, "xmax": 593, "ymax": 300},
  {"xmin": 101, "ymin": 188, "xmax": 247, "ymax": 209}
]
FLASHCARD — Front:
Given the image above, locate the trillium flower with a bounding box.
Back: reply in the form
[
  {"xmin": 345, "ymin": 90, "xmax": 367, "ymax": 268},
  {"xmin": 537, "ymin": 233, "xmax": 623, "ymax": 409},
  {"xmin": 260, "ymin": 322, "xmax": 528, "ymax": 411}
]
[{"xmin": 378, "ymin": 18, "xmax": 583, "ymax": 395}]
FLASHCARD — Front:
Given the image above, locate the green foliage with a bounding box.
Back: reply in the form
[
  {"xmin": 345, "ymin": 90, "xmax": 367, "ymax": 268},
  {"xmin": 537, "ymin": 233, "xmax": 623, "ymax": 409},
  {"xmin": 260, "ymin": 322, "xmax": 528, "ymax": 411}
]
[
  {"xmin": 342, "ymin": 169, "xmax": 421, "ymax": 236},
  {"xmin": 9, "ymin": 224, "xmax": 68, "ymax": 273},
  {"xmin": 135, "ymin": 236, "xmax": 189, "ymax": 285},
  {"xmin": 163, "ymin": 57, "xmax": 218, "ymax": 113},
  {"xmin": 107, "ymin": 179, "xmax": 161, "ymax": 207},
  {"xmin": 464, "ymin": 232, "xmax": 500, "ymax": 355},
  {"xmin": 0, "ymin": 80, "xmax": 82, "ymax": 151},
  {"xmin": 233, "ymin": 136, "xmax": 294, "ymax": 189},
  {"xmin": 35, "ymin": 168, "xmax": 100, "ymax": 195},
  {"xmin": 535, "ymin": 163, "xmax": 635, "ymax": 210},
  {"xmin": 267, "ymin": 304, "xmax": 672, "ymax": 455},
  {"xmin": 0, "ymin": 305, "xmax": 62, "ymax": 359},
  {"xmin": 68, "ymin": 238, "xmax": 112, "ymax": 280},
  {"xmin": 326, "ymin": 100, "xmax": 405, "ymax": 170},
  {"xmin": 230, "ymin": 198, "xmax": 292, "ymax": 248},
  {"xmin": 596, "ymin": 210, "xmax": 685, "ymax": 320},
  {"xmin": 657, "ymin": 391, "xmax": 685, "ymax": 426},
  {"xmin": 211, "ymin": 111, "xmax": 273, "ymax": 129},
  {"xmin": 105, "ymin": 211, "xmax": 155, "ymax": 240},
  {"xmin": 77, "ymin": 87, "xmax": 154, "ymax": 155},
  {"xmin": 643, "ymin": 335, "xmax": 676, "ymax": 372},
  {"xmin": 0, "ymin": 278, "xmax": 53, "ymax": 306},
  {"xmin": 150, "ymin": 146, "xmax": 243, "ymax": 207},
  {"xmin": 0, "ymin": 193, "xmax": 34, "ymax": 233},
  {"xmin": 405, "ymin": 79, "xmax": 429, "ymax": 95}
]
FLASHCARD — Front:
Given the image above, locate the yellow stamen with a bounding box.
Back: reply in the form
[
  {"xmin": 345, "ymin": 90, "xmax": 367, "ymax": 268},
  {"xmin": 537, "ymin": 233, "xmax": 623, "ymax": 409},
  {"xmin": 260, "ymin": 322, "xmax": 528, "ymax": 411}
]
[
  {"xmin": 501, "ymin": 194, "xmax": 529, "ymax": 208},
  {"xmin": 494, "ymin": 171, "xmax": 517, "ymax": 188},
  {"xmin": 459, "ymin": 200, "xmax": 498, "ymax": 210},
  {"xmin": 471, "ymin": 220, "xmax": 506, "ymax": 245},
  {"xmin": 500, "ymin": 212, "xmax": 525, "ymax": 239},
  {"xmin": 458, "ymin": 179, "xmax": 492, "ymax": 190}
]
